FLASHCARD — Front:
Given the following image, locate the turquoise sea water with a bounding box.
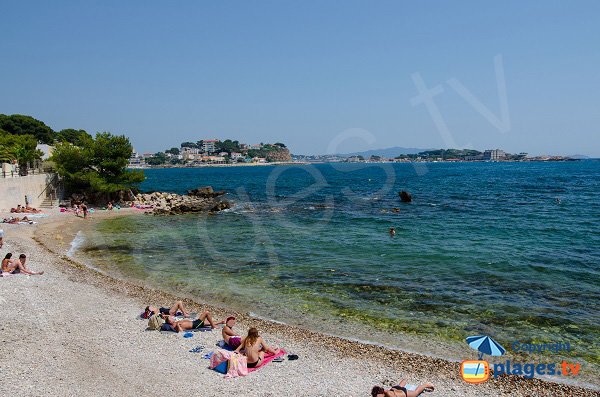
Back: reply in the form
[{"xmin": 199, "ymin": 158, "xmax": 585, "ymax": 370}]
[{"xmin": 77, "ymin": 161, "xmax": 600, "ymax": 368}]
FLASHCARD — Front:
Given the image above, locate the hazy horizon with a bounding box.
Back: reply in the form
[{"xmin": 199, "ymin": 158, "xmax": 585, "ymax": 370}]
[{"xmin": 1, "ymin": 1, "xmax": 599, "ymax": 157}]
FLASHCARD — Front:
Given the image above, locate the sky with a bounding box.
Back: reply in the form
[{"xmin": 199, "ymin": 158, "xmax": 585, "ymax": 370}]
[{"xmin": 1, "ymin": 1, "xmax": 599, "ymax": 156}]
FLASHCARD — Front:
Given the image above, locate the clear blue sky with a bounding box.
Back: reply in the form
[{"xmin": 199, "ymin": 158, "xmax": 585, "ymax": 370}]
[{"xmin": 1, "ymin": 1, "xmax": 599, "ymax": 156}]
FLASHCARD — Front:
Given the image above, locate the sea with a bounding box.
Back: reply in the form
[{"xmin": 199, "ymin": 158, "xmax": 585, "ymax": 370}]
[{"xmin": 71, "ymin": 161, "xmax": 600, "ymax": 377}]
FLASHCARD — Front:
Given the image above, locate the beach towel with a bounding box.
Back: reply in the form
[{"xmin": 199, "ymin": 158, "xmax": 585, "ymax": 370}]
[
  {"xmin": 25, "ymin": 213, "xmax": 48, "ymax": 218},
  {"xmin": 247, "ymin": 349, "xmax": 286, "ymax": 373},
  {"xmin": 210, "ymin": 349, "xmax": 233, "ymax": 374},
  {"xmin": 216, "ymin": 339, "xmax": 239, "ymax": 351},
  {"xmin": 225, "ymin": 352, "xmax": 248, "ymax": 378}
]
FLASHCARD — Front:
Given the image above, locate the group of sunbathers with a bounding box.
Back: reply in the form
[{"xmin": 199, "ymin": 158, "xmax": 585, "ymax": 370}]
[
  {"xmin": 1, "ymin": 253, "xmax": 44, "ymax": 275},
  {"xmin": 145, "ymin": 301, "xmax": 435, "ymax": 392},
  {"xmin": 144, "ymin": 301, "xmax": 280, "ymax": 369},
  {"xmin": 10, "ymin": 204, "xmax": 41, "ymax": 213}
]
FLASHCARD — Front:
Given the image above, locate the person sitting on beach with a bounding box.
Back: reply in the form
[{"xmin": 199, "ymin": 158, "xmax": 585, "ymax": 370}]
[
  {"xmin": 162, "ymin": 310, "xmax": 223, "ymax": 332},
  {"xmin": 1, "ymin": 253, "xmax": 13, "ymax": 273},
  {"xmin": 1, "ymin": 254, "xmax": 44, "ymax": 275},
  {"xmin": 107, "ymin": 201, "xmax": 113, "ymax": 210},
  {"xmin": 371, "ymin": 380, "xmax": 434, "ymax": 397},
  {"xmin": 222, "ymin": 316, "xmax": 242, "ymax": 349},
  {"xmin": 143, "ymin": 301, "xmax": 190, "ymax": 318},
  {"xmin": 234, "ymin": 327, "xmax": 280, "ymax": 368}
]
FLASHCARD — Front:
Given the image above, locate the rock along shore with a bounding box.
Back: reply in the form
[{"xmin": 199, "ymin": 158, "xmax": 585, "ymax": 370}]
[{"xmin": 132, "ymin": 186, "xmax": 232, "ymax": 215}]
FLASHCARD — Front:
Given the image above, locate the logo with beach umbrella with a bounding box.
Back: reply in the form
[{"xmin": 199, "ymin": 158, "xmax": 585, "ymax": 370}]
[{"xmin": 461, "ymin": 335, "xmax": 506, "ymax": 384}]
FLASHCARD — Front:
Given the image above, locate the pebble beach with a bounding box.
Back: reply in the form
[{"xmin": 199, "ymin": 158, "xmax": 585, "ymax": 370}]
[{"xmin": 0, "ymin": 209, "xmax": 598, "ymax": 397}]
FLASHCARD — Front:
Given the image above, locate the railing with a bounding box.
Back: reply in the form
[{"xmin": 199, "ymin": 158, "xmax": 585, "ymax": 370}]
[
  {"xmin": 37, "ymin": 173, "xmax": 61, "ymax": 206},
  {"xmin": 1, "ymin": 161, "xmax": 53, "ymax": 178}
]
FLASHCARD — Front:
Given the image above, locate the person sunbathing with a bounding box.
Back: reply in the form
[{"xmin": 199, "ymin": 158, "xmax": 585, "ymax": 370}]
[
  {"xmin": 222, "ymin": 316, "xmax": 242, "ymax": 349},
  {"xmin": 234, "ymin": 328, "xmax": 280, "ymax": 368},
  {"xmin": 2, "ymin": 216, "xmax": 31, "ymax": 224},
  {"xmin": 23, "ymin": 205, "xmax": 41, "ymax": 213},
  {"xmin": 2, "ymin": 254, "xmax": 44, "ymax": 275},
  {"xmin": 371, "ymin": 380, "xmax": 434, "ymax": 397},
  {"xmin": 162, "ymin": 310, "xmax": 223, "ymax": 332},
  {"xmin": 143, "ymin": 300, "xmax": 189, "ymax": 318}
]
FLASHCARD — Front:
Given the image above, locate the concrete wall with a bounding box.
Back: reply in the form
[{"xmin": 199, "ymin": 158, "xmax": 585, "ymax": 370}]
[{"xmin": 0, "ymin": 173, "xmax": 55, "ymax": 211}]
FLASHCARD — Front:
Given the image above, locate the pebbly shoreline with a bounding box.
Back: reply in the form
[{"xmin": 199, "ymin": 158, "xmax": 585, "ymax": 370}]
[{"xmin": 0, "ymin": 209, "xmax": 597, "ymax": 396}]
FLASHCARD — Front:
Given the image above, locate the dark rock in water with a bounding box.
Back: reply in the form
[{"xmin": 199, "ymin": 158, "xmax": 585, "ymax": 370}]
[
  {"xmin": 210, "ymin": 201, "xmax": 231, "ymax": 212},
  {"xmin": 399, "ymin": 191, "xmax": 412, "ymax": 203},
  {"xmin": 187, "ymin": 186, "xmax": 226, "ymax": 198}
]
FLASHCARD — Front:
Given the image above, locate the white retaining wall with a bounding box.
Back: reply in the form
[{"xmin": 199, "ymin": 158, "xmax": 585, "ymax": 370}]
[{"xmin": 0, "ymin": 173, "xmax": 55, "ymax": 211}]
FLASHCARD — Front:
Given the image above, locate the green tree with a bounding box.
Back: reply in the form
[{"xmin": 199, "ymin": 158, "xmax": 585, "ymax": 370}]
[
  {"xmin": 146, "ymin": 152, "xmax": 167, "ymax": 165},
  {"xmin": 165, "ymin": 147, "xmax": 180, "ymax": 155},
  {"xmin": 215, "ymin": 139, "xmax": 241, "ymax": 153},
  {"xmin": 56, "ymin": 128, "xmax": 93, "ymax": 146},
  {"xmin": 0, "ymin": 131, "xmax": 43, "ymax": 174},
  {"xmin": 181, "ymin": 141, "xmax": 198, "ymax": 148},
  {"xmin": 0, "ymin": 114, "xmax": 56, "ymax": 144},
  {"xmin": 51, "ymin": 132, "xmax": 144, "ymax": 194}
]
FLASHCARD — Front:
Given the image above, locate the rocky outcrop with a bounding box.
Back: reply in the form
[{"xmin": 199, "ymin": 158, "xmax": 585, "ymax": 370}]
[
  {"xmin": 399, "ymin": 191, "xmax": 412, "ymax": 203},
  {"xmin": 132, "ymin": 186, "xmax": 231, "ymax": 215},
  {"xmin": 266, "ymin": 148, "xmax": 292, "ymax": 162}
]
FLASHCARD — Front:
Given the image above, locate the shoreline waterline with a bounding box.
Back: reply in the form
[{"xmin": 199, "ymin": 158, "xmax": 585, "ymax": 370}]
[{"xmin": 34, "ymin": 209, "xmax": 599, "ymax": 391}]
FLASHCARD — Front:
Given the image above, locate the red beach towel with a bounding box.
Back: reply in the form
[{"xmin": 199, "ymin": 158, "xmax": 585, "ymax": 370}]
[{"xmin": 247, "ymin": 349, "xmax": 286, "ymax": 373}]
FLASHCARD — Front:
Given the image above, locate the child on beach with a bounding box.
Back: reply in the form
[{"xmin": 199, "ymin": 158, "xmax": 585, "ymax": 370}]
[
  {"xmin": 222, "ymin": 316, "xmax": 242, "ymax": 349},
  {"xmin": 0, "ymin": 228, "xmax": 3, "ymax": 248},
  {"xmin": 371, "ymin": 380, "xmax": 434, "ymax": 397},
  {"xmin": 234, "ymin": 328, "xmax": 280, "ymax": 368}
]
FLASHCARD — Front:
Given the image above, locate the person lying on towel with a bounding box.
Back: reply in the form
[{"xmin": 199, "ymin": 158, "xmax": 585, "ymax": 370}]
[
  {"xmin": 143, "ymin": 300, "xmax": 189, "ymax": 318},
  {"xmin": 234, "ymin": 328, "xmax": 280, "ymax": 368},
  {"xmin": 222, "ymin": 316, "xmax": 242, "ymax": 349},
  {"xmin": 371, "ymin": 380, "xmax": 435, "ymax": 397},
  {"xmin": 161, "ymin": 310, "xmax": 224, "ymax": 332}
]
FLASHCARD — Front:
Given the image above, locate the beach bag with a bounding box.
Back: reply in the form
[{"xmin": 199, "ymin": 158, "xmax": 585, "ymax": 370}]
[
  {"xmin": 210, "ymin": 349, "xmax": 232, "ymax": 374},
  {"xmin": 225, "ymin": 352, "xmax": 248, "ymax": 378},
  {"xmin": 147, "ymin": 314, "xmax": 165, "ymax": 330}
]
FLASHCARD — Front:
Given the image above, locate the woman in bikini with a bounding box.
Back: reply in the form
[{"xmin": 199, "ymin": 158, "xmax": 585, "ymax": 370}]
[
  {"xmin": 1, "ymin": 253, "xmax": 13, "ymax": 273},
  {"xmin": 234, "ymin": 327, "xmax": 280, "ymax": 368},
  {"xmin": 371, "ymin": 380, "xmax": 434, "ymax": 397}
]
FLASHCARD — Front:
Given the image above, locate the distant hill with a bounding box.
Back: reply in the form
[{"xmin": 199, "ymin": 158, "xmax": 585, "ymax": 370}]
[{"xmin": 338, "ymin": 146, "xmax": 430, "ymax": 158}]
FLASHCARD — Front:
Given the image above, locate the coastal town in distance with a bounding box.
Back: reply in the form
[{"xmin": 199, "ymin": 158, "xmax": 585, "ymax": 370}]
[{"xmin": 129, "ymin": 139, "xmax": 580, "ymax": 168}]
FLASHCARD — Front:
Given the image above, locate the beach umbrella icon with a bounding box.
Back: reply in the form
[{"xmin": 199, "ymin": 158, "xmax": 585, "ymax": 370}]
[{"xmin": 466, "ymin": 335, "xmax": 506, "ymax": 360}]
